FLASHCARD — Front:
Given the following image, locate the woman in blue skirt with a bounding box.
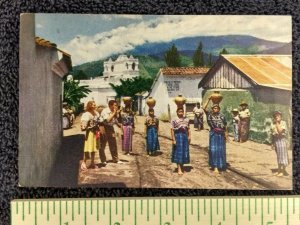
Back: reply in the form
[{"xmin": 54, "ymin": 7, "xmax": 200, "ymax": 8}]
[
  {"xmin": 171, "ymin": 108, "xmax": 191, "ymax": 175},
  {"xmin": 271, "ymin": 111, "xmax": 289, "ymax": 176},
  {"xmin": 145, "ymin": 108, "xmax": 160, "ymax": 155},
  {"xmin": 204, "ymin": 100, "xmax": 227, "ymax": 174}
]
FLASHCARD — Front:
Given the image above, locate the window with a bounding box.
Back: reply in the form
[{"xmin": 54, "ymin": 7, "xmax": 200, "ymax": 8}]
[
  {"xmin": 165, "ymin": 80, "xmax": 181, "ymax": 92},
  {"xmin": 132, "ymin": 62, "xmax": 136, "ymax": 71},
  {"xmin": 111, "ymin": 65, "xmax": 114, "ymax": 72}
]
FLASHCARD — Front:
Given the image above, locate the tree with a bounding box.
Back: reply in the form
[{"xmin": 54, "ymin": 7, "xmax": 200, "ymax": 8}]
[
  {"xmin": 110, "ymin": 76, "xmax": 153, "ymax": 98},
  {"xmin": 73, "ymin": 70, "xmax": 88, "ymax": 80},
  {"xmin": 63, "ymin": 80, "xmax": 91, "ymax": 112},
  {"xmin": 164, "ymin": 44, "xmax": 181, "ymax": 67},
  {"xmin": 219, "ymin": 48, "xmax": 229, "ymax": 55},
  {"xmin": 193, "ymin": 42, "xmax": 204, "ymax": 67},
  {"xmin": 207, "ymin": 53, "xmax": 213, "ymax": 68}
]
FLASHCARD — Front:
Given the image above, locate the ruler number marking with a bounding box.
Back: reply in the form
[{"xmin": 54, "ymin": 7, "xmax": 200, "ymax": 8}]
[{"xmin": 12, "ymin": 196, "xmax": 300, "ymax": 225}]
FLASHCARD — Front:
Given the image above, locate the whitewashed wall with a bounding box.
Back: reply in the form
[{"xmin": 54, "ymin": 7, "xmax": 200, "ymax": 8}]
[
  {"xmin": 19, "ymin": 14, "xmax": 63, "ymax": 186},
  {"xmin": 146, "ymin": 73, "xmax": 204, "ymax": 119}
]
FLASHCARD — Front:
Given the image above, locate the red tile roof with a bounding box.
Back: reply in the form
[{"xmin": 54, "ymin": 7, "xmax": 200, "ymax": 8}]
[
  {"xmin": 35, "ymin": 37, "xmax": 57, "ymax": 48},
  {"xmin": 35, "ymin": 37, "xmax": 71, "ymax": 57},
  {"xmin": 161, "ymin": 67, "xmax": 209, "ymax": 76}
]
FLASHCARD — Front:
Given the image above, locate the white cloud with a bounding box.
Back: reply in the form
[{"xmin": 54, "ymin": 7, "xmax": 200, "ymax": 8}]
[
  {"xmin": 60, "ymin": 15, "xmax": 291, "ymax": 65},
  {"xmin": 101, "ymin": 14, "xmax": 143, "ymax": 21},
  {"xmin": 36, "ymin": 23, "xmax": 44, "ymax": 29}
]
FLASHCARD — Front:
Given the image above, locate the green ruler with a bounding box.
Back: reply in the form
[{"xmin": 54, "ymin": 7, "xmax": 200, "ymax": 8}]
[{"xmin": 11, "ymin": 196, "xmax": 299, "ymax": 225}]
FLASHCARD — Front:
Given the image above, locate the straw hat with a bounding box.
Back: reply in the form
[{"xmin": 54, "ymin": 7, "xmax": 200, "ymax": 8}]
[
  {"xmin": 240, "ymin": 101, "xmax": 248, "ymax": 106},
  {"xmin": 273, "ymin": 110, "xmax": 282, "ymax": 117},
  {"xmin": 231, "ymin": 108, "xmax": 239, "ymax": 112}
]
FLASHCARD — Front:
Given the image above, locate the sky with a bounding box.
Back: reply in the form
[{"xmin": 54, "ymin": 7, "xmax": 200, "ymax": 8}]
[{"xmin": 35, "ymin": 14, "xmax": 292, "ymax": 65}]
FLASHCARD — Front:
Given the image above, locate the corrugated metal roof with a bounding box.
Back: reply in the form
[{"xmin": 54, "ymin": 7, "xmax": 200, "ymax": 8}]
[
  {"xmin": 223, "ymin": 55, "xmax": 292, "ymax": 90},
  {"xmin": 161, "ymin": 67, "xmax": 209, "ymax": 76}
]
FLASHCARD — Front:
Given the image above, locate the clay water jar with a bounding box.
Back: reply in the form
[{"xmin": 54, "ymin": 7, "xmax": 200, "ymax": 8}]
[
  {"xmin": 123, "ymin": 96, "xmax": 132, "ymax": 106},
  {"xmin": 174, "ymin": 94, "xmax": 186, "ymax": 108},
  {"xmin": 210, "ymin": 91, "xmax": 223, "ymax": 104},
  {"xmin": 146, "ymin": 97, "xmax": 156, "ymax": 109}
]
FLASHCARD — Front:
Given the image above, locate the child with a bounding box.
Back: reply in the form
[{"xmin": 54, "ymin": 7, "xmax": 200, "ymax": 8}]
[
  {"xmin": 145, "ymin": 108, "xmax": 160, "ymax": 155},
  {"xmin": 171, "ymin": 108, "xmax": 191, "ymax": 175},
  {"xmin": 193, "ymin": 102, "xmax": 204, "ymax": 131},
  {"xmin": 231, "ymin": 108, "xmax": 240, "ymax": 142}
]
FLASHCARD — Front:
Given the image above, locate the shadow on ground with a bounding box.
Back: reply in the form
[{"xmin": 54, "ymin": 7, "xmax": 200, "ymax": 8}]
[{"xmin": 49, "ymin": 134, "xmax": 85, "ymax": 187}]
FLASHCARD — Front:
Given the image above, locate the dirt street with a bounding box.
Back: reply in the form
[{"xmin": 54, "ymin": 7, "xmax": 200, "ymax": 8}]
[{"xmin": 61, "ymin": 115, "xmax": 292, "ymax": 190}]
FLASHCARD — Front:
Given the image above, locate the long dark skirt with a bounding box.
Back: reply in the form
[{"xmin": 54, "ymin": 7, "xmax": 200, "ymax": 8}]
[
  {"xmin": 209, "ymin": 130, "xmax": 226, "ymax": 169},
  {"xmin": 273, "ymin": 136, "xmax": 289, "ymax": 166},
  {"xmin": 194, "ymin": 115, "xmax": 203, "ymax": 130},
  {"xmin": 146, "ymin": 126, "xmax": 160, "ymax": 153},
  {"xmin": 172, "ymin": 132, "xmax": 190, "ymax": 164},
  {"xmin": 122, "ymin": 125, "xmax": 133, "ymax": 153},
  {"xmin": 239, "ymin": 118, "xmax": 250, "ymax": 142}
]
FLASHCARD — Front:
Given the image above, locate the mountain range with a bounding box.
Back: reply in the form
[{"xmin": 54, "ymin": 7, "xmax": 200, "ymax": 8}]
[{"xmin": 72, "ymin": 35, "xmax": 291, "ymax": 79}]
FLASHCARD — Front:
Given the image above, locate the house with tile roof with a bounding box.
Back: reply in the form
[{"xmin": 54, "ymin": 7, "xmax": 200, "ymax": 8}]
[{"xmin": 146, "ymin": 67, "xmax": 209, "ymax": 120}]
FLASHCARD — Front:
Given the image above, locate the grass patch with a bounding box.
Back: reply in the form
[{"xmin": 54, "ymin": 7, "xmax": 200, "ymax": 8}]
[{"xmin": 203, "ymin": 90, "xmax": 291, "ymax": 145}]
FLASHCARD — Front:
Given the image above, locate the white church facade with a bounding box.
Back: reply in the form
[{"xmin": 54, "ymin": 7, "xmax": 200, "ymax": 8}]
[{"xmin": 79, "ymin": 55, "xmax": 139, "ymax": 106}]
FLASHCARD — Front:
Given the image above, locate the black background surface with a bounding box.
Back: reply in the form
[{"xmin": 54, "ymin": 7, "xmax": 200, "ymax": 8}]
[{"xmin": 0, "ymin": 1, "xmax": 299, "ymax": 224}]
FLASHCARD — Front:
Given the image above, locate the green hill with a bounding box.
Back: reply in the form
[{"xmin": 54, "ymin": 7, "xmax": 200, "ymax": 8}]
[{"xmin": 72, "ymin": 60, "xmax": 104, "ymax": 79}]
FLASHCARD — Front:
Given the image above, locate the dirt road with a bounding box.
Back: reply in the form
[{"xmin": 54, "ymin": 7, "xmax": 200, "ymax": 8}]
[{"xmin": 60, "ymin": 115, "xmax": 292, "ymax": 190}]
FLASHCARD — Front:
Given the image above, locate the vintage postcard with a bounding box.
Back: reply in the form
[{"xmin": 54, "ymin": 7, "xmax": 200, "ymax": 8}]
[{"xmin": 19, "ymin": 14, "xmax": 292, "ymax": 189}]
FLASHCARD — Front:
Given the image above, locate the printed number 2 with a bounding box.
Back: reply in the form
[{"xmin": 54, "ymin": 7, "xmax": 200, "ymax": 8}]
[
  {"xmin": 64, "ymin": 223, "xmax": 68, "ymax": 225},
  {"xmin": 266, "ymin": 222, "xmax": 273, "ymax": 225}
]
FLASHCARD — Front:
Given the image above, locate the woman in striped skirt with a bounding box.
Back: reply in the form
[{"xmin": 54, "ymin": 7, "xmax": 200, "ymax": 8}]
[
  {"xmin": 204, "ymin": 100, "xmax": 227, "ymax": 174},
  {"xmin": 120, "ymin": 106, "xmax": 135, "ymax": 155},
  {"xmin": 171, "ymin": 108, "xmax": 191, "ymax": 175},
  {"xmin": 145, "ymin": 108, "xmax": 160, "ymax": 155},
  {"xmin": 271, "ymin": 111, "xmax": 289, "ymax": 176}
]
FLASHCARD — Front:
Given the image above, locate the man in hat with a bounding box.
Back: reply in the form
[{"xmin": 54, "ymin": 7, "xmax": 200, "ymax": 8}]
[
  {"xmin": 239, "ymin": 101, "xmax": 251, "ymax": 142},
  {"xmin": 271, "ymin": 110, "xmax": 289, "ymax": 176},
  {"xmin": 231, "ymin": 108, "xmax": 240, "ymax": 142}
]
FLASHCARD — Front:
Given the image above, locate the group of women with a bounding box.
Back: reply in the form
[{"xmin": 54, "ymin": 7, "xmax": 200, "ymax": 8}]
[
  {"xmin": 79, "ymin": 98, "xmax": 289, "ymax": 177},
  {"xmin": 171, "ymin": 96, "xmax": 289, "ymax": 176}
]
